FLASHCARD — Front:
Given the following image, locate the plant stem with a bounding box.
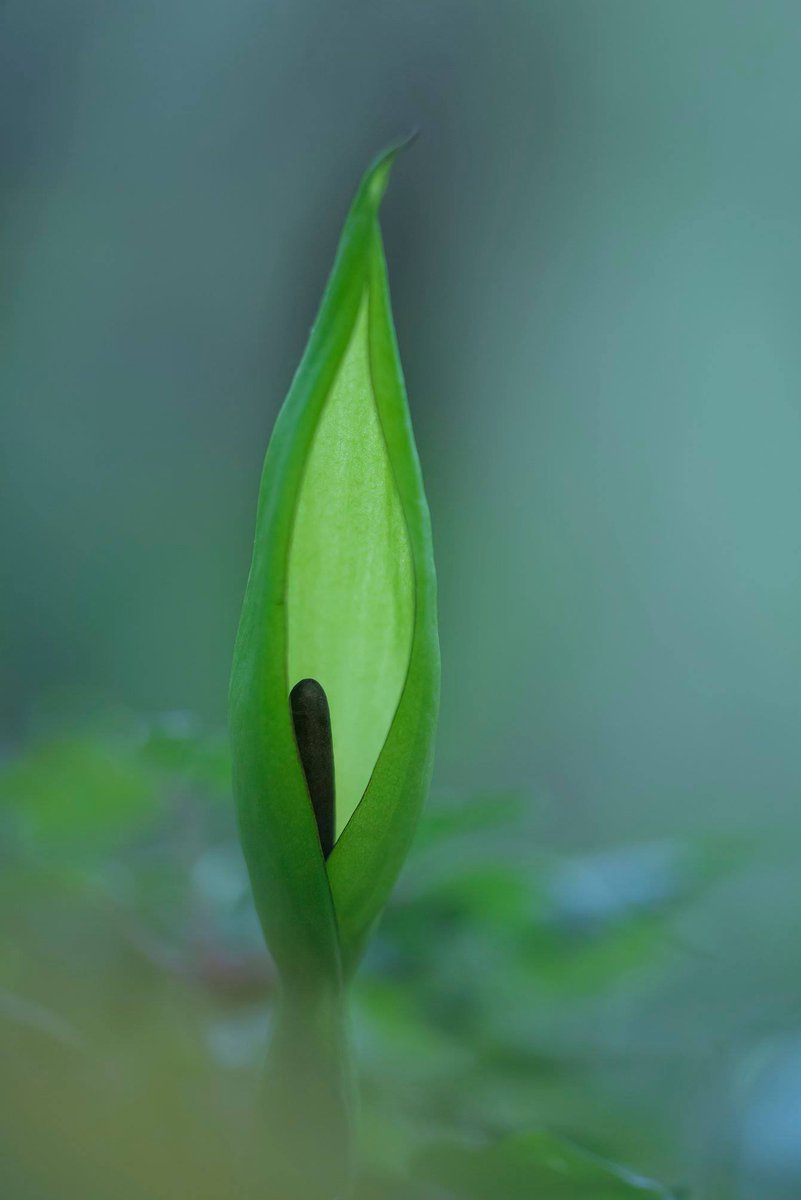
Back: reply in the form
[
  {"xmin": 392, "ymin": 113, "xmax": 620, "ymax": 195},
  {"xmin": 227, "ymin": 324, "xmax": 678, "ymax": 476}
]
[{"xmin": 258, "ymin": 976, "xmax": 356, "ymax": 1200}]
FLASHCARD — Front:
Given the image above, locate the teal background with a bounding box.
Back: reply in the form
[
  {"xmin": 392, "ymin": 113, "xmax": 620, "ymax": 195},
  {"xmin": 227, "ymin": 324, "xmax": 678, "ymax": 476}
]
[
  {"xmin": 3, "ymin": 3, "xmax": 801, "ymax": 1197},
  {"xmin": 5, "ymin": 0, "xmax": 801, "ymax": 835}
]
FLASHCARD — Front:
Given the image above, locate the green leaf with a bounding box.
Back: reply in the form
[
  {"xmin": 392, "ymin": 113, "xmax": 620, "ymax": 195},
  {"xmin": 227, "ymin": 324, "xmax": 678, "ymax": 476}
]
[
  {"xmin": 415, "ymin": 1131, "xmax": 680, "ymax": 1200},
  {"xmin": 229, "ymin": 143, "xmax": 440, "ymax": 988},
  {"xmin": 413, "ymin": 790, "xmax": 527, "ymax": 850},
  {"xmin": 0, "ymin": 734, "xmax": 157, "ymax": 855},
  {"xmin": 141, "ymin": 712, "xmax": 232, "ymax": 796}
]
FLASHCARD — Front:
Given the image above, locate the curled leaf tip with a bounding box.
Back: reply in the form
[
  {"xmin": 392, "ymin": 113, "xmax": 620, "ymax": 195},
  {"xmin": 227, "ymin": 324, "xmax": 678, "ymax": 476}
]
[
  {"xmin": 363, "ymin": 132, "xmax": 419, "ymax": 205},
  {"xmin": 383, "ymin": 128, "xmax": 421, "ymax": 157}
]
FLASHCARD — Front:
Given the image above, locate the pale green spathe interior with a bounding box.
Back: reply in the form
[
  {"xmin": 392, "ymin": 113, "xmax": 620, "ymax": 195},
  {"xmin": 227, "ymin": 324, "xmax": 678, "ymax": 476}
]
[{"xmin": 286, "ymin": 296, "xmax": 414, "ymax": 838}]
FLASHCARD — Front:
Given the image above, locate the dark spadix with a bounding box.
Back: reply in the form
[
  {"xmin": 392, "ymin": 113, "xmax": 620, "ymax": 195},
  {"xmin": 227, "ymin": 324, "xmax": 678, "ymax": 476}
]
[{"xmin": 290, "ymin": 677, "xmax": 335, "ymax": 860}]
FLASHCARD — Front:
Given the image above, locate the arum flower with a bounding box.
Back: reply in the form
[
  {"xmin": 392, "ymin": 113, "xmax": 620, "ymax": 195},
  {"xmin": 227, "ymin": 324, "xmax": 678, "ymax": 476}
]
[{"xmin": 229, "ymin": 143, "xmax": 440, "ymax": 1196}]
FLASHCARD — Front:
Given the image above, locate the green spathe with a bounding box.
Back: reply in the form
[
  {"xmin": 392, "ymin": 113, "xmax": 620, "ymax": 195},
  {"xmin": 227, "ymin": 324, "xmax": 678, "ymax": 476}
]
[
  {"xmin": 287, "ymin": 296, "xmax": 414, "ymax": 841},
  {"xmin": 229, "ymin": 142, "xmax": 440, "ymax": 995}
]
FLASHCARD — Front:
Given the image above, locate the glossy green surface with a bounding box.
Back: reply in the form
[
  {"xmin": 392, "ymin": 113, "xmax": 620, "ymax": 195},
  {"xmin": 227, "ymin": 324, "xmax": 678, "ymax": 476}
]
[{"xmin": 229, "ymin": 145, "xmax": 439, "ymax": 991}]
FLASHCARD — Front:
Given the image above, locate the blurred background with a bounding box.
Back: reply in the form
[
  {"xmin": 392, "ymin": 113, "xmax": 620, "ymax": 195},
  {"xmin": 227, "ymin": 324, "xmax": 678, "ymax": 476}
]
[{"xmin": 3, "ymin": 2, "xmax": 801, "ymax": 1197}]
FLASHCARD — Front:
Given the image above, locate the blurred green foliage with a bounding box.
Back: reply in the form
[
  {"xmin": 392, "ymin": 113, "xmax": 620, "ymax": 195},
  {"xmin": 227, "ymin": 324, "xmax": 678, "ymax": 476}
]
[
  {"xmin": 415, "ymin": 1131, "xmax": 682, "ymax": 1199},
  {"xmin": 0, "ymin": 716, "xmax": 746, "ymax": 1198}
]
